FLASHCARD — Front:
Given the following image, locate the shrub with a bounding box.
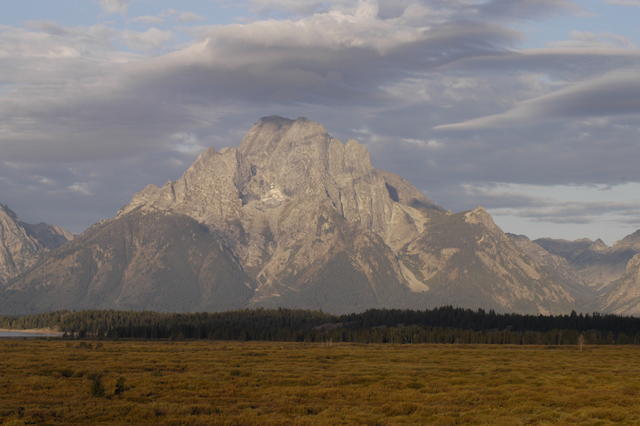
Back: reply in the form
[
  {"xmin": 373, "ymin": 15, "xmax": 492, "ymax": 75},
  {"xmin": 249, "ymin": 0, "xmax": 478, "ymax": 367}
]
[
  {"xmin": 114, "ymin": 377, "xmax": 127, "ymax": 396},
  {"xmin": 89, "ymin": 374, "xmax": 105, "ymax": 398}
]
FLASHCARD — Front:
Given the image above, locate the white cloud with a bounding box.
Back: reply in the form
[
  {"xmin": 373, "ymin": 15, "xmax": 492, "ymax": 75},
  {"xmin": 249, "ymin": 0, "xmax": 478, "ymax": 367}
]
[
  {"xmin": 171, "ymin": 132, "xmax": 206, "ymax": 154},
  {"xmin": 100, "ymin": 0, "xmax": 130, "ymax": 15},
  {"xmin": 402, "ymin": 138, "xmax": 443, "ymax": 150},
  {"xmin": 67, "ymin": 182, "xmax": 93, "ymax": 196},
  {"xmin": 130, "ymin": 10, "xmax": 204, "ymax": 26},
  {"xmin": 34, "ymin": 176, "xmax": 55, "ymax": 185},
  {"xmin": 121, "ymin": 28, "xmax": 173, "ymax": 51}
]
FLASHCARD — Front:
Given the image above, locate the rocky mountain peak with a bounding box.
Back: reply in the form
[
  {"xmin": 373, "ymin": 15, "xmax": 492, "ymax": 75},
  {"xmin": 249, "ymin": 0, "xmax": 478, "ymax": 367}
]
[
  {"xmin": 5, "ymin": 117, "xmax": 602, "ymax": 316},
  {"xmin": 0, "ymin": 204, "xmax": 18, "ymax": 221},
  {"xmin": 589, "ymin": 238, "xmax": 609, "ymax": 252},
  {"xmin": 626, "ymin": 253, "xmax": 640, "ymax": 273},
  {"xmin": 0, "ymin": 204, "xmax": 72, "ymax": 284},
  {"xmin": 238, "ymin": 117, "xmax": 328, "ymax": 167},
  {"xmin": 121, "ymin": 116, "xmax": 392, "ymax": 232},
  {"xmin": 614, "ymin": 229, "xmax": 640, "ymax": 251},
  {"xmin": 463, "ymin": 206, "xmax": 499, "ymax": 232}
]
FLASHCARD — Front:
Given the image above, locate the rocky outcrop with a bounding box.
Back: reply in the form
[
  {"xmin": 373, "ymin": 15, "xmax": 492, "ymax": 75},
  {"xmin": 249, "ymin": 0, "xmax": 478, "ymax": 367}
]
[
  {"xmin": 1, "ymin": 117, "xmax": 590, "ymax": 315},
  {"xmin": 535, "ymin": 236, "xmax": 640, "ymax": 290},
  {"xmin": 599, "ymin": 254, "xmax": 640, "ymax": 316},
  {"xmin": 0, "ymin": 204, "xmax": 72, "ymax": 285}
]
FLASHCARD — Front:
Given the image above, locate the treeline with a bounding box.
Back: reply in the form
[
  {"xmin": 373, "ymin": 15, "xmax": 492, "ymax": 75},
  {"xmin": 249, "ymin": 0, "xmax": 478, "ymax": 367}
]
[{"xmin": 2, "ymin": 307, "xmax": 640, "ymax": 344}]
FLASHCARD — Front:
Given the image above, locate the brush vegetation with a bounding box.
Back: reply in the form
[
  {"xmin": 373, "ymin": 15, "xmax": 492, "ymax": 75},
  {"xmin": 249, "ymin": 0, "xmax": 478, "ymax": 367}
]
[{"xmin": 1, "ymin": 340, "xmax": 640, "ymax": 424}]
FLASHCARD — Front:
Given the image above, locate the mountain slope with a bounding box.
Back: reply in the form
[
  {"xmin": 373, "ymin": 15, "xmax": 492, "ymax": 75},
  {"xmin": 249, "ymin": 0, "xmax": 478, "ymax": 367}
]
[
  {"xmin": 0, "ymin": 212, "xmax": 253, "ymax": 315},
  {"xmin": 535, "ymin": 236, "xmax": 640, "ymax": 290},
  {"xmin": 599, "ymin": 254, "xmax": 640, "ymax": 315},
  {"xmin": 0, "ymin": 204, "xmax": 72, "ymax": 285},
  {"xmin": 396, "ymin": 210, "xmax": 591, "ymax": 314},
  {"xmin": 1, "ymin": 116, "xmax": 588, "ymax": 315}
]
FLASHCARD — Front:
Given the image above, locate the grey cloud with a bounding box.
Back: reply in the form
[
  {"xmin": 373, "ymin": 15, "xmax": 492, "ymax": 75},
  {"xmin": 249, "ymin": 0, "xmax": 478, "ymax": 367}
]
[
  {"xmin": 478, "ymin": 0, "xmax": 579, "ymax": 19},
  {"xmin": 2, "ymin": 0, "xmax": 640, "ymax": 239},
  {"xmin": 245, "ymin": 0, "xmax": 577, "ymax": 21},
  {"xmin": 502, "ymin": 200, "xmax": 640, "ymax": 225},
  {"xmin": 441, "ymin": 184, "xmax": 640, "ymax": 225},
  {"xmin": 441, "ymin": 47, "xmax": 640, "ymax": 85},
  {"xmin": 245, "ymin": 0, "xmax": 358, "ymax": 15},
  {"xmin": 0, "ymin": 150, "xmax": 197, "ymax": 233},
  {"xmin": 606, "ymin": 0, "xmax": 640, "ymax": 5},
  {"xmin": 0, "ymin": 6, "xmax": 519, "ymax": 163},
  {"xmin": 177, "ymin": 12, "xmax": 206, "ymax": 23},
  {"xmin": 435, "ymin": 69, "xmax": 640, "ymax": 130}
]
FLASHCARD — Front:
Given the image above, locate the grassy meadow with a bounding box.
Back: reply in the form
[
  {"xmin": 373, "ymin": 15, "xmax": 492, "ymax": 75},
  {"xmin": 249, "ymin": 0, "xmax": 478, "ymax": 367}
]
[{"xmin": 1, "ymin": 340, "xmax": 640, "ymax": 425}]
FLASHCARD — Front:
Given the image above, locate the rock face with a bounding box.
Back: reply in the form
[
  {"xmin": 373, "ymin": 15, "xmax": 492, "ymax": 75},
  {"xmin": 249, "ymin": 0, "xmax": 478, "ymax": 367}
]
[
  {"xmin": 0, "ymin": 204, "xmax": 73, "ymax": 285},
  {"xmin": 0, "ymin": 213, "xmax": 252, "ymax": 314},
  {"xmin": 535, "ymin": 237, "xmax": 638, "ymax": 289},
  {"xmin": 533, "ymin": 233, "xmax": 640, "ymax": 315},
  {"xmin": 599, "ymin": 254, "xmax": 640, "ymax": 315},
  {"xmin": 1, "ymin": 117, "xmax": 592, "ymax": 315}
]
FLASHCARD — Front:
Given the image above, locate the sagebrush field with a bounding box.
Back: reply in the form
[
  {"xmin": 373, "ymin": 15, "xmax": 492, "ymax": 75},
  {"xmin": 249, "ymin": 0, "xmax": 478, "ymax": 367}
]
[{"xmin": 1, "ymin": 340, "xmax": 640, "ymax": 425}]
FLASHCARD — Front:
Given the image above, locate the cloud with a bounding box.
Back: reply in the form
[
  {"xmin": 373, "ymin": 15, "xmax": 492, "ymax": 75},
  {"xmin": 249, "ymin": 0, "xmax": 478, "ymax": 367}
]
[
  {"xmin": 100, "ymin": 0, "xmax": 130, "ymax": 15},
  {"xmin": 0, "ymin": 0, "xmax": 521, "ymax": 164},
  {"xmin": 547, "ymin": 31, "xmax": 636, "ymax": 50},
  {"xmin": 130, "ymin": 10, "xmax": 204, "ymax": 25},
  {"xmin": 246, "ymin": 0, "xmax": 357, "ymax": 15},
  {"xmin": 131, "ymin": 15, "xmax": 164, "ymax": 25},
  {"xmin": 245, "ymin": 0, "xmax": 579, "ymax": 20},
  {"xmin": 121, "ymin": 27, "xmax": 173, "ymax": 50},
  {"xmin": 457, "ymin": 183, "xmax": 640, "ymax": 226},
  {"xmin": 478, "ymin": 0, "xmax": 579, "ymax": 19},
  {"xmin": 606, "ymin": 0, "xmax": 640, "ymax": 5},
  {"xmin": 435, "ymin": 69, "xmax": 640, "ymax": 130},
  {"xmin": 177, "ymin": 12, "xmax": 206, "ymax": 23},
  {"xmin": 67, "ymin": 182, "xmax": 93, "ymax": 196},
  {"xmin": 3, "ymin": 0, "xmax": 640, "ymax": 242}
]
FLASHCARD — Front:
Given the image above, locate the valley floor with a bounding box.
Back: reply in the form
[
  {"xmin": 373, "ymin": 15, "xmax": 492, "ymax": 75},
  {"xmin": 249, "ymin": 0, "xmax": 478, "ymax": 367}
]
[{"xmin": 1, "ymin": 340, "xmax": 639, "ymax": 425}]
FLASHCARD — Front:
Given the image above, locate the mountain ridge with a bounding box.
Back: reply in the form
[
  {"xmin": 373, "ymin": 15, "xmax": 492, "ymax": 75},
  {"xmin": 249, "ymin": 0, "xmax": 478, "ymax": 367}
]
[
  {"xmin": 0, "ymin": 204, "xmax": 73, "ymax": 285},
  {"xmin": 1, "ymin": 116, "xmax": 638, "ymax": 315}
]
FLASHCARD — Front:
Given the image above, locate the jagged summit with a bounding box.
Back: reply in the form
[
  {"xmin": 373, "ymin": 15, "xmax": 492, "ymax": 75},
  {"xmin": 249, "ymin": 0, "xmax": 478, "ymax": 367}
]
[
  {"xmin": 0, "ymin": 204, "xmax": 18, "ymax": 220},
  {"xmin": 590, "ymin": 239, "xmax": 609, "ymax": 252},
  {"xmin": 0, "ymin": 204, "xmax": 72, "ymax": 284},
  {"xmin": 615, "ymin": 230, "xmax": 640, "ymax": 251}
]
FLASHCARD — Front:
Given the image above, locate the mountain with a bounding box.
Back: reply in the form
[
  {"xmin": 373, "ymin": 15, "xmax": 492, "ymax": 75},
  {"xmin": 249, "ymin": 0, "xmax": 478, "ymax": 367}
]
[
  {"xmin": 1, "ymin": 116, "xmax": 590, "ymax": 315},
  {"xmin": 0, "ymin": 204, "xmax": 73, "ymax": 285},
  {"xmin": 535, "ymin": 236, "xmax": 640, "ymax": 290},
  {"xmin": 0, "ymin": 212, "xmax": 252, "ymax": 314},
  {"xmin": 592, "ymin": 231, "xmax": 640, "ymax": 315},
  {"xmin": 599, "ymin": 254, "xmax": 640, "ymax": 315}
]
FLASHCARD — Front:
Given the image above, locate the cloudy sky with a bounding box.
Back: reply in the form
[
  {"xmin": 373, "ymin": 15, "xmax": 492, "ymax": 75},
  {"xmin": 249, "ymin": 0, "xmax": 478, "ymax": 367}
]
[{"xmin": 2, "ymin": 0, "xmax": 640, "ymax": 244}]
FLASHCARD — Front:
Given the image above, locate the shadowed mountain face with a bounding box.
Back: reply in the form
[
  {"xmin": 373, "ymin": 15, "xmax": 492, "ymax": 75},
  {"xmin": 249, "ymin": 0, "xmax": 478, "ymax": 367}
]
[
  {"xmin": 0, "ymin": 212, "xmax": 253, "ymax": 315},
  {"xmin": 534, "ymin": 237, "xmax": 638, "ymax": 290},
  {"xmin": 533, "ymin": 234, "xmax": 640, "ymax": 315},
  {"xmin": 1, "ymin": 117, "xmax": 597, "ymax": 315},
  {"xmin": 0, "ymin": 204, "xmax": 73, "ymax": 285}
]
